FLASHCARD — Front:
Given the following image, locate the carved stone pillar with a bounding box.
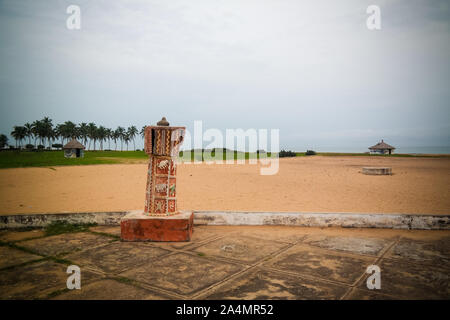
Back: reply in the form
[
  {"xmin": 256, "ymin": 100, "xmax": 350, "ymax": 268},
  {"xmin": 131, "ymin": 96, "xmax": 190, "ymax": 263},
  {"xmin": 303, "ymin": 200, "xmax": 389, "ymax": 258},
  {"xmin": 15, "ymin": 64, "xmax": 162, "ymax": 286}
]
[{"xmin": 121, "ymin": 117, "xmax": 193, "ymax": 242}]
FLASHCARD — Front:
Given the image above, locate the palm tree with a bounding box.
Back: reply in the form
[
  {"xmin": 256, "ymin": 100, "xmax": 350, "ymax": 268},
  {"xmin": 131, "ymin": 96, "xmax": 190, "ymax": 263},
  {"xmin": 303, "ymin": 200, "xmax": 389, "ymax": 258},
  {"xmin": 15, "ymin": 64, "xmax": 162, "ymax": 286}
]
[
  {"xmin": 0, "ymin": 134, "xmax": 8, "ymax": 148},
  {"xmin": 97, "ymin": 126, "xmax": 107, "ymax": 151},
  {"xmin": 112, "ymin": 130, "xmax": 119, "ymax": 151},
  {"xmin": 31, "ymin": 120, "xmax": 41, "ymax": 147},
  {"xmin": 105, "ymin": 128, "xmax": 112, "ymax": 150},
  {"xmin": 123, "ymin": 132, "xmax": 131, "ymax": 151},
  {"xmin": 24, "ymin": 123, "xmax": 33, "ymax": 145},
  {"xmin": 127, "ymin": 126, "xmax": 138, "ymax": 151},
  {"xmin": 78, "ymin": 123, "xmax": 89, "ymax": 148},
  {"xmin": 40, "ymin": 117, "xmax": 53, "ymax": 148},
  {"xmin": 49, "ymin": 128, "xmax": 58, "ymax": 148},
  {"xmin": 115, "ymin": 126, "xmax": 125, "ymax": 151},
  {"xmin": 87, "ymin": 123, "xmax": 97, "ymax": 151},
  {"xmin": 64, "ymin": 121, "xmax": 77, "ymax": 141},
  {"xmin": 55, "ymin": 124, "xmax": 64, "ymax": 145},
  {"xmin": 11, "ymin": 126, "xmax": 27, "ymax": 148}
]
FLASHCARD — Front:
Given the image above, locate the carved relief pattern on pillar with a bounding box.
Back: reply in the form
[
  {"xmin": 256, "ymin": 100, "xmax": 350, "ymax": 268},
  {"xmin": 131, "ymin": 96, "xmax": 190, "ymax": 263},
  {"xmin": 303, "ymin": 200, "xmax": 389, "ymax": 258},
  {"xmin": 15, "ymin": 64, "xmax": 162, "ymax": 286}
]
[{"xmin": 143, "ymin": 123, "xmax": 185, "ymax": 216}]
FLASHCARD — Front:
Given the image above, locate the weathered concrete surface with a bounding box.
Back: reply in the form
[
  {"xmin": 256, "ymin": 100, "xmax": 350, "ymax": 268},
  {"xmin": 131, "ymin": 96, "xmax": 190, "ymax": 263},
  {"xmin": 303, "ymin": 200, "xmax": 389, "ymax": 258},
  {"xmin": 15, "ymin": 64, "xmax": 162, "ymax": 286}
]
[
  {"xmin": 192, "ymin": 235, "xmax": 289, "ymax": 264},
  {"xmin": 89, "ymin": 225, "xmax": 121, "ymax": 236},
  {"xmin": 0, "ymin": 260, "xmax": 101, "ymax": 299},
  {"xmin": 263, "ymin": 245, "xmax": 376, "ymax": 285},
  {"xmin": 120, "ymin": 252, "xmax": 245, "ymax": 296},
  {"xmin": 0, "ymin": 225, "xmax": 449, "ymax": 299},
  {"xmin": 66, "ymin": 242, "xmax": 171, "ymax": 274},
  {"xmin": 385, "ymin": 237, "xmax": 450, "ymax": 265},
  {"xmin": 194, "ymin": 211, "xmax": 450, "ymax": 230},
  {"xmin": 202, "ymin": 268, "xmax": 349, "ymax": 300},
  {"xmin": 0, "ymin": 211, "xmax": 127, "ymax": 228},
  {"xmin": 302, "ymin": 235, "xmax": 393, "ymax": 256},
  {"xmin": 52, "ymin": 279, "xmax": 171, "ymax": 300},
  {"xmin": 0, "ymin": 246, "xmax": 42, "ymax": 269},
  {"xmin": 1, "ymin": 211, "xmax": 449, "ymax": 230},
  {"xmin": 19, "ymin": 232, "xmax": 115, "ymax": 256},
  {"xmin": 362, "ymin": 167, "xmax": 392, "ymax": 175},
  {"xmin": 358, "ymin": 258, "xmax": 449, "ymax": 299},
  {"xmin": 0, "ymin": 229, "xmax": 44, "ymax": 242}
]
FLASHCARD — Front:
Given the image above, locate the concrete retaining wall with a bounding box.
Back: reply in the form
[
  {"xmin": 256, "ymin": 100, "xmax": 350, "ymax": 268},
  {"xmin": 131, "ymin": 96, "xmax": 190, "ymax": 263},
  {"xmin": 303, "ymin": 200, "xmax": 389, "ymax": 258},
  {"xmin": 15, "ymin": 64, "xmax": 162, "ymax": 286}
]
[
  {"xmin": 193, "ymin": 211, "xmax": 450, "ymax": 230},
  {"xmin": 0, "ymin": 211, "xmax": 448, "ymax": 230},
  {"xmin": 0, "ymin": 212, "xmax": 128, "ymax": 229}
]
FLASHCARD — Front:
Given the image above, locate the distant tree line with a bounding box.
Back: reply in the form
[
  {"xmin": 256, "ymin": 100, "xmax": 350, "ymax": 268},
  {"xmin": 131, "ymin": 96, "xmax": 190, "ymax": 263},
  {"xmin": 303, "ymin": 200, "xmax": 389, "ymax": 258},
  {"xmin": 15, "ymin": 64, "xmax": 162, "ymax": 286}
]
[{"xmin": 3, "ymin": 117, "xmax": 145, "ymax": 151}]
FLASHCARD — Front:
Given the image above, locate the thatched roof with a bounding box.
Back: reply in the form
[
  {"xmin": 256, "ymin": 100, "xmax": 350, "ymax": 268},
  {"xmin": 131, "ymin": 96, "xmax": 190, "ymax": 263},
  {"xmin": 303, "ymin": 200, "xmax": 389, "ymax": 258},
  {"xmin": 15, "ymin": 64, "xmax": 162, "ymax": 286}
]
[
  {"xmin": 63, "ymin": 138, "xmax": 85, "ymax": 149},
  {"xmin": 369, "ymin": 140, "xmax": 395, "ymax": 150}
]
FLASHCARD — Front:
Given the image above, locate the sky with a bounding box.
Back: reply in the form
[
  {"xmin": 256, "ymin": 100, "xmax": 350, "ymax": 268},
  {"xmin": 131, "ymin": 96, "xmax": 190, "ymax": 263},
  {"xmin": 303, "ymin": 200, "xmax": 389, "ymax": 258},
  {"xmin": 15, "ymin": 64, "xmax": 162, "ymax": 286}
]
[{"xmin": 0, "ymin": 0, "xmax": 449, "ymax": 151}]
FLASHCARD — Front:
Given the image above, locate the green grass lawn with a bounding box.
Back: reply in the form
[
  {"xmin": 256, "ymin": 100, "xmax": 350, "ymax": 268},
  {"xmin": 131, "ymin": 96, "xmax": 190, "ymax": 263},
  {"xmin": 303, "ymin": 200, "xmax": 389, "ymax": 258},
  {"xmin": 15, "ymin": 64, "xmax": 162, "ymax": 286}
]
[
  {"xmin": 0, "ymin": 150, "xmax": 147, "ymax": 169},
  {"xmin": 0, "ymin": 149, "xmax": 447, "ymax": 169}
]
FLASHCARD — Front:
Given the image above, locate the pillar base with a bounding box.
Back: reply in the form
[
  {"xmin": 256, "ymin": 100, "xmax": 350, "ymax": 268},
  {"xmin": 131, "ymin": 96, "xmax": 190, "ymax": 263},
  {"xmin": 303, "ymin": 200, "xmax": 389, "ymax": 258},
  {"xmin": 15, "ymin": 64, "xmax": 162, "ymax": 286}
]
[{"xmin": 120, "ymin": 210, "xmax": 194, "ymax": 242}]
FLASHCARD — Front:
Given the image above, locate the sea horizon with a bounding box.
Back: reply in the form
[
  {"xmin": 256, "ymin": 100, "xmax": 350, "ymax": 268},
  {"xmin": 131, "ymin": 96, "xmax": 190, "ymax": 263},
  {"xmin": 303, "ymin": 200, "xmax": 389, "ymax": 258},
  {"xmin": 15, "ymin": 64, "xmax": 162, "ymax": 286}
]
[{"xmin": 302, "ymin": 146, "xmax": 450, "ymax": 155}]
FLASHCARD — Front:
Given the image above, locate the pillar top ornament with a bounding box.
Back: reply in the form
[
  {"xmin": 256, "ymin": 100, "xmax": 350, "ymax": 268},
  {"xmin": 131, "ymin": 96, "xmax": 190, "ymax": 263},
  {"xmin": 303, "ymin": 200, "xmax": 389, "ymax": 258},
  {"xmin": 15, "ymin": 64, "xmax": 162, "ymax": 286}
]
[{"xmin": 157, "ymin": 117, "xmax": 170, "ymax": 126}]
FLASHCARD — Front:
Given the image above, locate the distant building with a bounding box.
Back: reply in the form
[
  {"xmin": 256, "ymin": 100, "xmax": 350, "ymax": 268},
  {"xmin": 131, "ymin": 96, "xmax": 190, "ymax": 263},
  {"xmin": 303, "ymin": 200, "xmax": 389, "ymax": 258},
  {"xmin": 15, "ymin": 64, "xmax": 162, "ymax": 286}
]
[
  {"xmin": 63, "ymin": 138, "xmax": 85, "ymax": 158},
  {"xmin": 369, "ymin": 140, "xmax": 395, "ymax": 155}
]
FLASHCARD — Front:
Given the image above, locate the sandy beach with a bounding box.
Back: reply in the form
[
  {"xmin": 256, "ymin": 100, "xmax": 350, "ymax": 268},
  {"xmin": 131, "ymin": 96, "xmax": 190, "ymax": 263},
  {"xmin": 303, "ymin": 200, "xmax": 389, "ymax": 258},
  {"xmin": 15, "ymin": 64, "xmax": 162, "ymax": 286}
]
[{"xmin": 0, "ymin": 156, "xmax": 449, "ymax": 215}]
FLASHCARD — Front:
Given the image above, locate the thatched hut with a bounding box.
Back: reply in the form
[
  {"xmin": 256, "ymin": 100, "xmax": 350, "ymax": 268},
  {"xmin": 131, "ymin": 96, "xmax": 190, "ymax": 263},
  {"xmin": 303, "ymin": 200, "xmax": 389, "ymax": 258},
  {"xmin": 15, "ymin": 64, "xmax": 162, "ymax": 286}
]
[
  {"xmin": 369, "ymin": 140, "xmax": 395, "ymax": 155},
  {"xmin": 63, "ymin": 139, "xmax": 85, "ymax": 158}
]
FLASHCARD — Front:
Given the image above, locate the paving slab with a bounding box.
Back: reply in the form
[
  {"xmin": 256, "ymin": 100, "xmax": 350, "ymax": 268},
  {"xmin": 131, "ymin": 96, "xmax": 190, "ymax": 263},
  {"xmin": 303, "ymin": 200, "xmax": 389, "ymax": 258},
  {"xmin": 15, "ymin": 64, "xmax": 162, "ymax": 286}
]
[
  {"xmin": 264, "ymin": 244, "xmax": 375, "ymax": 285},
  {"xmin": 0, "ymin": 229, "xmax": 45, "ymax": 242},
  {"xmin": 52, "ymin": 279, "xmax": 171, "ymax": 300},
  {"xmin": 202, "ymin": 268, "xmax": 349, "ymax": 300},
  {"xmin": 385, "ymin": 238, "xmax": 450, "ymax": 266},
  {"xmin": 228, "ymin": 226, "xmax": 308, "ymax": 244},
  {"xmin": 65, "ymin": 242, "xmax": 171, "ymax": 274},
  {"xmin": 149, "ymin": 226, "xmax": 226, "ymax": 250},
  {"xmin": 0, "ymin": 226, "xmax": 447, "ymax": 300},
  {"xmin": 120, "ymin": 252, "xmax": 244, "ymax": 296},
  {"xmin": 0, "ymin": 260, "xmax": 101, "ymax": 299},
  {"xmin": 0, "ymin": 246, "xmax": 42, "ymax": 269},
  {"xmin": 302, "ymin": 235, "xmax": 393, "ymax": 256},
  {"xmin": 191, "ymin": 235, "xmax": 289, "ymax": 264},
  {"xmin": 89, "ymin": 226, "xmax": 121, "ymax": 237},
  {"xmin": 19, "ymin": 232, "xmax": 116, "ymax": 256},
  {"xmin": 357, "ymin": 258, "xmax": 450, "ymax": 299},
  {"xmin": 344, "ymin": 288, "xmax": 395, "ymax": 300}
]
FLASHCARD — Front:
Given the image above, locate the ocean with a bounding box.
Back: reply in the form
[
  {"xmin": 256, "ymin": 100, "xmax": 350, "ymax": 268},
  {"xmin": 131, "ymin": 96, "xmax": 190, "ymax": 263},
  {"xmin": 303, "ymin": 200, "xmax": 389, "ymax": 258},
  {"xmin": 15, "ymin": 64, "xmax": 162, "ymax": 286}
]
[{"xmin": 305, "ymin": 146, "xmax": 450, "ymax": 154}]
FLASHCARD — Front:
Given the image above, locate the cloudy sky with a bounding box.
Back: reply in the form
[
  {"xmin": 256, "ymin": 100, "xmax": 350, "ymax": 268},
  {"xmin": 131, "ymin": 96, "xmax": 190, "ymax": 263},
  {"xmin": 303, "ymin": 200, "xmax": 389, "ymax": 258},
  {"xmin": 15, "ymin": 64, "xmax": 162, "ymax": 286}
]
[{"xmin": 0, "ymin": 0, "xmax": 449, "ymax": 151}]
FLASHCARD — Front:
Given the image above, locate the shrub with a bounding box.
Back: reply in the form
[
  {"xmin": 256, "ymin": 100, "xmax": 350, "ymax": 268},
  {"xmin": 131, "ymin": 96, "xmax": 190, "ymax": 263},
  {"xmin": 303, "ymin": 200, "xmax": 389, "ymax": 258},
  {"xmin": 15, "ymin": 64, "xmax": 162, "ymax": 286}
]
[
  {"xmin": 52, "ymin": 144, "xmax": 63, "ymax": 149},
  {"xmin": 37, "ymin": 145, "xmax": 45, "ymax": 151},
  {"xmin": 279, "ymin": 150, "xmax": 296, "ymax": 158},
  {"xmin": 305, "ymin": 150, "xmax": 316, "ymax": 156},
  {"xmin": 25, "ymin": 144, "xmax": 34, "ymax": 150}
]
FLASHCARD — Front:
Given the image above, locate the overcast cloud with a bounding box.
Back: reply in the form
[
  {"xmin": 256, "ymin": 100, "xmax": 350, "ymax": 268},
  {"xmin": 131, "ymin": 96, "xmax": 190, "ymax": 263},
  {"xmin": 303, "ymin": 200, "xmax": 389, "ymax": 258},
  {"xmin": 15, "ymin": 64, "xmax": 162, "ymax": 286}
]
[{"xmin": 0, "ymin": 0, "xmax": 449, "ymax": 151}]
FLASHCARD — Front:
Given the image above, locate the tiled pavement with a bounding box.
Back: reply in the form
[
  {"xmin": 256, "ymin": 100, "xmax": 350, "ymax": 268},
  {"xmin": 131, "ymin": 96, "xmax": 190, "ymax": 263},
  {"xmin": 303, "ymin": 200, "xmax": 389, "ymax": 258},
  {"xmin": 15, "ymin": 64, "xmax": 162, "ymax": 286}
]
[{"xmin": 0, "ymin": 225, "xmax": 448, "ymax": 300}]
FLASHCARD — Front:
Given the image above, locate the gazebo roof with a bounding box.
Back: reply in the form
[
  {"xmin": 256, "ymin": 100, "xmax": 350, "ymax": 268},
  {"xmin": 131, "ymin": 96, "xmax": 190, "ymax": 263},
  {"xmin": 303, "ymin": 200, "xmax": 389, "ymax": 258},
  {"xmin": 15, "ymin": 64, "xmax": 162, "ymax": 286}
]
[
  {"xmin": 369, "ymin": 140, "xmax": 395, "ymax": 150},
  {"xmin": 63, "ymin": 138, "xmax": 85, "ymax": 149}
]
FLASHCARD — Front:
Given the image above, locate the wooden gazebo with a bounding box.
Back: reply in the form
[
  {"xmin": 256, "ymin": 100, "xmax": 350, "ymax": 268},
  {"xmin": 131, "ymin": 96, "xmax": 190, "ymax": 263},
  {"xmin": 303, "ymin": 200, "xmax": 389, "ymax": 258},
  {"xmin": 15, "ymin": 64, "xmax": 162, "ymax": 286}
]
[{"xmin": 369, "ymin": 140, "xmax": 395, "ymax": 155}]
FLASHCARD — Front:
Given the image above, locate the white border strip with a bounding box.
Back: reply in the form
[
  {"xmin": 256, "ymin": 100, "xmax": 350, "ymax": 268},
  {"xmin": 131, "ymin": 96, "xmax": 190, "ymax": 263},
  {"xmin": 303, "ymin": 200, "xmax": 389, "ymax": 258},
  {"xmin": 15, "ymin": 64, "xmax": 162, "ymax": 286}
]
[{"xmin": 0, "ymin": 211, "xmax": 448, "ymax": 230}]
